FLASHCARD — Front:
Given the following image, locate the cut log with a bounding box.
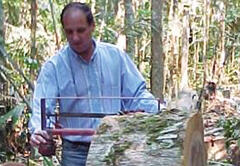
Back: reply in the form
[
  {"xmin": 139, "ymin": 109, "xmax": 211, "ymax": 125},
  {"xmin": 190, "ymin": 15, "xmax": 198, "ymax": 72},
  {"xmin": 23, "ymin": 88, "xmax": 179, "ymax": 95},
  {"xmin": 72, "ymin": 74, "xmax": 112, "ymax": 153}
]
[
  {"xmin": 183, "ymin": 112, "xmax": 207, "ymax": 166},
  {"xmin": 86, "ymin": 110, "xmax": 207, "ymax": 166},
  {"xmin": 0, "ymin": 162, "xmax": 25, "ymax": 166}
]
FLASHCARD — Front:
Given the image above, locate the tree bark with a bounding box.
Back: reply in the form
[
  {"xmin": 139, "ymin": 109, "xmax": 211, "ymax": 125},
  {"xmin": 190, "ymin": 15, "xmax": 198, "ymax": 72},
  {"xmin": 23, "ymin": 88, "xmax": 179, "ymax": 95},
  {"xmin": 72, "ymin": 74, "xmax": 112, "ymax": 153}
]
[
  {"xmin": 87, "ymin": 111, "xmax": 207, "ymax": 166},
  {"xmin": 150, "ymin": 0, "xmax": 164, "ymax": 100},
  {"xmin": 180, "ymin": 7, "xmax": 190, "ymax": 90},
  {"xmin": 203, "ymin": 0, "xmax": 210, "ymax": 84},
  {"xmin": 124, "ymin": 0, "xmax": 135, "ymax": 59},
  {"xmin": 30, "ymin": 0, "xmax": 37, "ymax": 80},
  {"xmin": 217, "ymin": 2, "xmax": 225, "ymax": 85},
  {"xmin": 183, "ymin": 112, "xmax": 207, "ymax": 166},
  {"xmin": 97, "ymin": 0, "xmax": 107, "ymax": 41},
  {"xmin": 0, "ymin": 0, "xmax": 4, "ymax": 46},
  {"xmin": 49, "ymin": 0, "xmax": 60, "ymax": 49},
  {"xmin": 167, "ymin": 0, "xmax": 179, "ymax": 98}
]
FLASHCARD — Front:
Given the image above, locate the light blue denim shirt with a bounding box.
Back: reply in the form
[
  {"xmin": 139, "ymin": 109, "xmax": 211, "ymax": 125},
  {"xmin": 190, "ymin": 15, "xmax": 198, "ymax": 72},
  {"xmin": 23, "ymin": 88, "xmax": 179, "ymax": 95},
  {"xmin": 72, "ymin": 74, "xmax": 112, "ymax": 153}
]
[{"xmin": 29, "ymin": 39, "xmax": 158, "ymax": 142}]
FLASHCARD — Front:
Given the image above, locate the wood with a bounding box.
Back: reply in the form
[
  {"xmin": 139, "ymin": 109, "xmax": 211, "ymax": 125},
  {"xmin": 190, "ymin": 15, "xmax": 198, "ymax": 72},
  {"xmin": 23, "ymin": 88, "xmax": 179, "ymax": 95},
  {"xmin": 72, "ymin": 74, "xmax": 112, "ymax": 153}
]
[
  {"xmin": 0, "ymin": 163, "xmax": 25, "ymax": 166},
  {"xmin": 180, "ymin": 5, "xmax": 190, "ymax": 90},
  {"xmin": 151, "ymin": 0, "xmax": 164, "ymax": 99},
  {"xmin": 124, "ymin": 0, "xmax": 135, "ymax": 59},
  {"xmin": 30, "ymin": 0, "xmax": 37, "ymax": 80},
  {"xmin": 86, "ymin": 109, "xmax": 207, "ymax": 165},
  {"xmin": 183, "ymin": 112, "xmax": 207, "ymax": 166},
  {"xmin": 0, "ymin": 0, "xmax": 4, "ymax": 45}
]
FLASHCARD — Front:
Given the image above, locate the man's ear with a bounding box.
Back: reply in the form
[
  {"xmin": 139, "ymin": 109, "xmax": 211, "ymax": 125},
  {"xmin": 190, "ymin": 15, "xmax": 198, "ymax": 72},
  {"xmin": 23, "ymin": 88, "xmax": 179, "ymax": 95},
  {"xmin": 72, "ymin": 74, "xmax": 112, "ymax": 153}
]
[{"xmin": 90, "ymin": 22, "xmax": 95, "ymax": 32}]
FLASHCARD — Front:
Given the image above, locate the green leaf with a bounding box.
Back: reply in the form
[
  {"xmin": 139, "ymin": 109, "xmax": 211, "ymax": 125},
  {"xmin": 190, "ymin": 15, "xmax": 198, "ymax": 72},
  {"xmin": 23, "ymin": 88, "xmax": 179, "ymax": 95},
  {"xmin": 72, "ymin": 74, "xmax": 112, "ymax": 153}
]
[
  {"xmin": 43, "ymin": 157, "xmax": 54, "ymax": 166},
  {"xmin": 237, "ymin": 139, "xmax": 240, "ymax": 147},
  {"xmin": 0, "ymin": 103, "xmax": 24, "ymax": 129}
]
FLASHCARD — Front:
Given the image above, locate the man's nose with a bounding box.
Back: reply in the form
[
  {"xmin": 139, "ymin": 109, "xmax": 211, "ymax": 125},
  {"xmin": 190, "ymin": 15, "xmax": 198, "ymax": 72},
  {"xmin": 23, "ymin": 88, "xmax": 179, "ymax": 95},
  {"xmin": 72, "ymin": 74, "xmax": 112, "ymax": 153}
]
[{"xmin": 72, "ymin": 31, "xmax": 80, "ymax": 41}]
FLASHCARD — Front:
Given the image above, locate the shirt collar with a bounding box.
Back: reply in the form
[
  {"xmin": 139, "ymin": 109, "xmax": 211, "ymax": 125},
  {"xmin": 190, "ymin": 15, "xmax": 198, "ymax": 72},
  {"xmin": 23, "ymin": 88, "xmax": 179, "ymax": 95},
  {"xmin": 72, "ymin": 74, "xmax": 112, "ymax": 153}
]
[{"xmin": 68, "ymin": 38, "xmax": 98, "ymax": 64}]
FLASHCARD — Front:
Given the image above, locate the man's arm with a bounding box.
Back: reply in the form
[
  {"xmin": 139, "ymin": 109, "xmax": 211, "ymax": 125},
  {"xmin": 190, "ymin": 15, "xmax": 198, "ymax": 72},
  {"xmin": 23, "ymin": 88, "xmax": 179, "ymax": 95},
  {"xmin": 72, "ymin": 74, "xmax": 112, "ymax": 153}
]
[
  {"xmin": 120, "ymin": 52, "xmax": 158, "ymax": 113},
  {"xmin": 29, "ymin": 61, "xmax": 59, "ymax": 146}
]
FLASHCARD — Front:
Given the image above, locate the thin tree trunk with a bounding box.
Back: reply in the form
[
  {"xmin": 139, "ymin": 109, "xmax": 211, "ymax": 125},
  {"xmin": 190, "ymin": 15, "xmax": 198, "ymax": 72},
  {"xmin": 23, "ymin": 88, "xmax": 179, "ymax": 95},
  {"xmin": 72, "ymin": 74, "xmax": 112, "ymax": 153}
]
[
  {"xmin": 220, "ymin": 3, "xmax": 225, "ymax": 68},
  {"xmin": 151, "ymin": 0, "xmax": 164, "ymax": 100},
  {"xmin": 124, "ymin": 0, "xmax": 135, "ymax": 59},
  {"xmin": 180, "ymin": 7, "xmax": 190, "ymax": 90},
  {"xmin": 231, "ymin": 46, "xmax": 235, "ymax": 68},
  {"xmin": 168, "ymin": 0, "xmax": 175, "ymax": 98},
  {"xmin": 30, "ymin": 0, "xmax": 37, "ymax": 79},
  {"xmin": 218, "ymin": 2, "xmax": 225, "ymax": 84},
  {"xmin": 90, "ymin": 0, "xmax": 96, "ymax": 15},
  {"xmin": 166, "ymin": 0, "xmax": 179, "ymax": 98},
  {"xmin": 116, "ymin": 0, "xmax": 126, "ymax": 50},
  {"xmin": 0, "ymin": 0, "xmax": 6, "ymax": 110},
  {"xmin": 203, "ymin": 0, "xmax": 210, "ymax": 84},
  {"xmin": 0, "ymin": 0, "xmax": 4, "ymax": 46},
  {"xmin": 113, "ymin": 0, "xmax": 119, "ymax": 16},
  {"xmin": 49, "ymin": 0, "xmax": 60, "ymax": 49},
  {"xmin": 97, "ymin": 0, "xmax": 108, "ymax": 41},
  {"xmin": 193, "ymin": 42, "xmax": 199, "ymax": 82}
]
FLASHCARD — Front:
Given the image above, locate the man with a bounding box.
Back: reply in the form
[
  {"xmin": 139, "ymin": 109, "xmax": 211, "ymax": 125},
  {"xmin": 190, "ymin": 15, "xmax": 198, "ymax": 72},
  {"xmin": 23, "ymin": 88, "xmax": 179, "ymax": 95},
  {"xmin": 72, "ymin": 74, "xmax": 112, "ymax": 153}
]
[{"xmin": 29, "ymin": 2, "xmax": 158, "ymax": 166}]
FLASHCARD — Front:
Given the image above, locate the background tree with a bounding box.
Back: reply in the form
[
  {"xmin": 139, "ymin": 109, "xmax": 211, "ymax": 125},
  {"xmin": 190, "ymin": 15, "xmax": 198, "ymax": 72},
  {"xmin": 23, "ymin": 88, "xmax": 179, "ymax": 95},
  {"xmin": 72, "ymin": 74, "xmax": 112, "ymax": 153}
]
[
  {"xmin": 151, "ymin": 0, "xmax": 164, "ymax": 99},
  {"xmin": 30, "ymin": 0, "xmax": 37, "ymax": 81},
  {"xmin": 124, "ymin": 0, "xmax": 135, "ymax": 59},
  {"xmin": 180, "ymin": 3, "xmax": 190, "ymax": 90}
]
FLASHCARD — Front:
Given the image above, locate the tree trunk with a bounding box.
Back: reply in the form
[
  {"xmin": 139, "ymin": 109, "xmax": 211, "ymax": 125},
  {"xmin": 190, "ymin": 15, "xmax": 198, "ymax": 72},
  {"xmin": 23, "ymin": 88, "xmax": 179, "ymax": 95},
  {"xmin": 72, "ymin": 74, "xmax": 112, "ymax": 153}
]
[
  {"xmin": 124, "ymin": 0, "xmax": 135, "ymax": 59},
  {"xmin": 116, "ymin": 0, "xmax": 126, "ymax": 50},
  {"xmin": 203, "ymin": 0, "xmax": 210, "ymax": 83},
  {"xmin": 49, "ymin": 0, "xmax": 59, "ymax": 49},
  {"xmin": 183, "ymin": 112, "xmax": 208, "ymax": 166},
  {"xmin": 87, "ymin": 111, "xmax": 207, "ymax": 166},
  {"xmin": 180, "ymin": 6, "xmax": 190, "ymax": 90},
  {"xmin": 97, "ymin": 0, "xmax": 107, "ymax": 41},
  {"xmin": 0, "ymin": 0, "xmax": 4, "ymax": 46},
  {"xmin": 167, "ymin": 0, "xmax": 179, "ymax": 99},
  {"xmin": 30, "ymin": 0, "xmax": 37, "ymax": 80},
  {"xmin": 150, "ymin": 0, "xmax": 164, "ymax": 100},
  {"xmin": 218, "ymin": 2, "xmax": 225, "ymax": 85}
]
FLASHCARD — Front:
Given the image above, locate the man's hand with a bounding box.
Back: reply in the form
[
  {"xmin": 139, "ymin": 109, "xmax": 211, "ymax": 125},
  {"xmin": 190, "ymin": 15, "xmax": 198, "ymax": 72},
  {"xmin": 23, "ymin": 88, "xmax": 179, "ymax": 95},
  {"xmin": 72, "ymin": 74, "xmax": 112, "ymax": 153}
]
[{"xmin": 30, "ymin": 130, "xmax": 51, "ymax": 147}]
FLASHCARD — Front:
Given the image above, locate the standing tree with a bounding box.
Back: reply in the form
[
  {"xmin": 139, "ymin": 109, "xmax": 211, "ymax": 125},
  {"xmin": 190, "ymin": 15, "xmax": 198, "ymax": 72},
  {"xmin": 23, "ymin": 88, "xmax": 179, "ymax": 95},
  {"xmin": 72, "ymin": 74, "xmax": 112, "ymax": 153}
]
[
  {"xmin": 151, "ymin": 0, "xmax": 164, "ymax": 100},
  {"xmin": 49, "ymin": 0, "xmax": 60, "ymax": 49},
  {"xmin": 0, "ymin": 0, "xmax": 5, "ymax": 110},
  {"xmin": 180, "ymin": 4, "xmax": 190, "ymax": 90},
  {"xmin": 0, "ymin": 0, "xmax": 3, "ymax": 46},
  {"xmin": 30, "ymin": 0, "xmax": 37, "ymax": 81},
  {"xmin": 124, "ymin": 0, "xmax": 135, "ymax": 59}
]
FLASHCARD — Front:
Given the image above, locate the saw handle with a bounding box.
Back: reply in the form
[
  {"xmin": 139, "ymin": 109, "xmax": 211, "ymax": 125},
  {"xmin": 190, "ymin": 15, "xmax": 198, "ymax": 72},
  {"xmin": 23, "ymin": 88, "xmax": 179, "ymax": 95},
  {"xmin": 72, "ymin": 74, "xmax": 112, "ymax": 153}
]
[{"xmin": 38, "ymin": 139, "xmax": 56, "ymax": 156}]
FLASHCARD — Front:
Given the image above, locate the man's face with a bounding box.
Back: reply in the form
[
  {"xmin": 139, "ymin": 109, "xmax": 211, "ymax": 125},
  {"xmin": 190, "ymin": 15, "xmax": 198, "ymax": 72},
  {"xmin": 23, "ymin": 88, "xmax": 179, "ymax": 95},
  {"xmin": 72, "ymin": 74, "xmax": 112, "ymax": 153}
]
[{"xmin": 62, "ymin": 9, "xmax": 94, "ymax": 54}]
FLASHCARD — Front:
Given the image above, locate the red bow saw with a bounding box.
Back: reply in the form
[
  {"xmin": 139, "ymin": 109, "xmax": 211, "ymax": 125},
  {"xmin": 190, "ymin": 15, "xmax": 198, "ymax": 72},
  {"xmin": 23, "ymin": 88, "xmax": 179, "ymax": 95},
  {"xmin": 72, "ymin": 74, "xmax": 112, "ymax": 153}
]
[{"xmin": 38, "ymin": 96, "xmax": 161, "ymax": 156}]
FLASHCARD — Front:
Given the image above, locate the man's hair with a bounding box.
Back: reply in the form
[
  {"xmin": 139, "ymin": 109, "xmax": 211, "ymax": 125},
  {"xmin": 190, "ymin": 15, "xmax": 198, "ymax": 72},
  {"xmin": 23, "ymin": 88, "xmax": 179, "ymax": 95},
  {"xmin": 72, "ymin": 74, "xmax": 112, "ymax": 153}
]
[{"xmin": 60, "ymin": 2, "xmax": 94, "ymax": 26}]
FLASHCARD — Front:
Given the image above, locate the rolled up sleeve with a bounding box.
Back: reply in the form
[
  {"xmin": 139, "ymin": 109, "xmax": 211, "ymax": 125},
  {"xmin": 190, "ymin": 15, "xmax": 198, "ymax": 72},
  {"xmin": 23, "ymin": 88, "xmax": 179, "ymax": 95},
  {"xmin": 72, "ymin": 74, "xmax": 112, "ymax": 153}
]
[
  {"xmin": 28, "ymin": 62, "xmax": 59, "ymax": 134},
  {"xmin": 120, "ymin": 52, "xmax": 158, "ymax": 113}
]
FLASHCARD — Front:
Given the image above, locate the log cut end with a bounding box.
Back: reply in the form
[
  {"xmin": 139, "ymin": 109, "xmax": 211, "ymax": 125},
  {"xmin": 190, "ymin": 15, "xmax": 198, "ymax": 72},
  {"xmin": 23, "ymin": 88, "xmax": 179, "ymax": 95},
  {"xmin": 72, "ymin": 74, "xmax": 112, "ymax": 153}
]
[{"xmin": 183, "ymin": 112, "xmax": 207, "ymax": 166}]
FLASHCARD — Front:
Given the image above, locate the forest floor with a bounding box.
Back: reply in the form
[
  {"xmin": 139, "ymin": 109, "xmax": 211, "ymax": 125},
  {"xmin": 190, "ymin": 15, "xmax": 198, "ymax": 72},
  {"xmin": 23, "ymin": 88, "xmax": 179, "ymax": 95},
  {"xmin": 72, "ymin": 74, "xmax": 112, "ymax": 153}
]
[{"xmin": 204, "ymin": 88, "xmax": 240, "ymax": 166}]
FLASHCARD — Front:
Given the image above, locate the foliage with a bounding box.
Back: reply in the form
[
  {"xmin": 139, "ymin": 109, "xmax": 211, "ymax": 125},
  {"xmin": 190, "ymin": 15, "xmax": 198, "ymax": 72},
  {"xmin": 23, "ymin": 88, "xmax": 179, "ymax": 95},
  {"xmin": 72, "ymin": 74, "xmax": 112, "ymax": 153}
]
[
  {"xmin": 0, "ymin": 103, "xmax": 24, "ymax": 127},
  {"xmin": 0, "ymin": 104, "xmax": 27, "ymax": 163},
  {"xmin": 43, "ymin": 157, "xmax": 55, "ymax": 166},
  {"xmin": 218, "ymin": 117, "xmax": 240, "ymax": 149}
]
